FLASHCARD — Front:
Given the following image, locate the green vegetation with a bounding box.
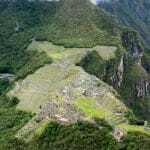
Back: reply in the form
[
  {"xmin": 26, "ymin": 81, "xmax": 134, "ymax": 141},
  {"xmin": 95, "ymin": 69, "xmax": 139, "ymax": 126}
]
[
  {"xmin": 79, "ymin": 29, "xmax": 150, "ymax": 120},
  {"xmin": 0, "ymin": 79, "xmax": 12, "ymax": 95},
  {"xmin": 11, "ymin": 39, "xmax": 150, "ymax": 145},
  {"xmin": 0, "ymin": 95, "xmax": 33, "ymax": 149},
  {"xmin": 91, "ymin": 46, "xmax": 116, "ymax": 61},
  {"xmin": 119, "ymin": 132, "xmax": 150, "ymax": 150},
  {"xmin": 35, "ymin": 0, "xmax": 120, "ymax": 48},
  {"xmin": 98, "ymin": 0, "xmax": 150, "ymax": 47},
  {"xmin": 118, "ymin": 52, "xmax": 150, "ymax": 120},
  {"xmin": 0, "ymin": 74, "xmax": 33, "ymax": 149},
  {"xmin": 0, "ymin": 0, "xmax": 54, "ymax": 78},
  {"xmin": 27, "ymin": 41, "xmax": 84, "ymax": 62},
  {"xmin": 28, "ymin": 41, "xmax": 117, "ymax": 62},
  {"xmin": 77, "ymin": 51, "xmax": 105, "ymax": 76},
  {"xmin": 0, "ymin": 0, "xmax": 150, "ymax": 149},
  {"xmin": 142, "ymin": 52, "xmax": 150, "ymax": 73},
  {"xmin": 74, "ymin": 97, "xmax": 112, "ymax": 118},
  {"xmin": 117, "ymin": 123, "xmax": 150, "ymax": 135},
  {"xmin": 79, "ymin": 46, "xmax": 124, "ymax": 84},
  {"xmin": 98, "ymin": 3, "xmax": 150, "ymax": 120},
  {"xmin": 16, "ymin": 51, "xmax": 52, "ymax": 79},
  {"xmin": 9, "ymin": 121, "xmax": 117, "ymax": 150},
  {"xmin": 0, "ymin": 0, "xmax": 120, "ymax": 78},
  {"xmin": 14, "ymin": 65, "xmax": 80, "ymax": 111},
  {"xmin": 13, "ymin": 41, "xmax": 119, "ymax": 112},
  {"xmin": 3, "ymin": 120, "xmax": 150, "ymax": 150}
]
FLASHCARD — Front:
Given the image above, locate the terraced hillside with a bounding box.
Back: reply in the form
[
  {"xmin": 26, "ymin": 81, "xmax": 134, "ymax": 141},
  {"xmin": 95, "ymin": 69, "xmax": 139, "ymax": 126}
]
[
  {"xmin": 9, "ymin": 41, "xmax": 150, "ymax": 142},
  {"xmin": 10, "ymin": 41, "xmax": 124, "ymax": 116}
]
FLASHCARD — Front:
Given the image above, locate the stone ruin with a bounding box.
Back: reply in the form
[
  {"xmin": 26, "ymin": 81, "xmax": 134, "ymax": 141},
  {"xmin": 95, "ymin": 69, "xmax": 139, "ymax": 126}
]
[
  {"xmin": 36, "ymin": 99, "xmax": 86, "ymax": 124},
  {"xmin": 112, "ymin": 128, "xmax": 124, "ymax": 143},
  {"xmin": 144, "ymin": 121, "xmax": 150, "ymax": 130}
]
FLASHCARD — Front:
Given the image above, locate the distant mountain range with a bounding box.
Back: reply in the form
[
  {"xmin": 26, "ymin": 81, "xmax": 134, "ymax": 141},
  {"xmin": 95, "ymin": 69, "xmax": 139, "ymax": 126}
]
[{"xmin": 98, "ymin": 0, "xmax": 150, "ymax": 47}]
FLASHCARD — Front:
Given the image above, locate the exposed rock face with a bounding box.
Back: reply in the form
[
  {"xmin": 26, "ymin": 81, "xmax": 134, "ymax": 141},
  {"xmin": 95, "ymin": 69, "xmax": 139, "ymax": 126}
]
[
  {"xmin": 122, "ymin": 30, "xmax": 144, "ymax": 65},
  {"xmin": 111, "ymin": 56, "xmax": 124, "ymax": 88},
  {"xmin": 15, "ymin": 23, "xmax": 19, "ymax": 31},
  {"xmin": 112, "ymin": 128, "xmax": 124, "ymax": 143},
  {"xmin": 121, "ymin": 30, "xmax": 150, "ymax": 99},
  {"xmin": 135, "ymin": 80, "xmax": 149, "ymax": 98},
  {"xmin": 0, "ymin": 73, "xmax": 15, "ymax": 81}
]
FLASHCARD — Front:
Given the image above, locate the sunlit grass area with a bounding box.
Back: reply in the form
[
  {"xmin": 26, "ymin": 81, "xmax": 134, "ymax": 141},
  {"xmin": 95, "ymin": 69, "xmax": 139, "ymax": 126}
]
[
  {"xmin": 97, "ymin": 93, "xmax": 127, "ymax": 112},
  {"xmin": 27, "ymin": 41, "xmax": 84, "ymax": 60},
  {"xmin": 28, "ymin": 41, "xmax": 116, "ymax": 62},
  {"xmin": 91, "ymin": 46, "xmax": 116, "ymax": 60},
  {"xmin": 117, "ymin": 123, "xmax": 150, "ymax": 135},
  {"xmin": 74, "ymin": 97, "xmax": 112, "ymax": 118},
  {"xmin": 15, "ymin": 65, "xmax": 80, "ymax": 111}
]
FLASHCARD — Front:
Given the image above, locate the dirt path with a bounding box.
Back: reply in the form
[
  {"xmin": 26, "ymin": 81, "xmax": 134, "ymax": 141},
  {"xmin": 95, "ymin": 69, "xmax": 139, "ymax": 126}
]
[{"xmin": 19, "ymin": 89, "xmax": 50, "ymax": 94}]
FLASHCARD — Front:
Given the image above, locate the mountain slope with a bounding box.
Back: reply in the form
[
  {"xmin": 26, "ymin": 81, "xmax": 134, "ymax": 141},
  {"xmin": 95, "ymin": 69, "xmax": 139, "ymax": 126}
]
[
  {"xmin": 0, "ymin": 0, "xmax": 150, "ymax": 149},
  {"xmin": 98, "ymin": 0, "xmax": 150, "ymax": 47},
  {"xmin": 36, "ymin": 0, "xmax": 119, "ymax": 47},
  {"xmin": 10, "ymin": 41, "xmax": 128, "ymax": 142},
  {"xmin": 97, "ymin": 0, "xmax": 150, "ymax": 119},
  {"xmin": 0, "ymin": 0, "xmax": 57, "ymax": 78}
]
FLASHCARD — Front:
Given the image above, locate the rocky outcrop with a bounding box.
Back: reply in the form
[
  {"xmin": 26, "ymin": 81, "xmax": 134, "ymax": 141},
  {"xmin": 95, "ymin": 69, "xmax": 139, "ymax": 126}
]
[
  {"xmin": 111, "ymin": 56, "xmax": 124, "ymax": 88},
  {"xmin": 122, "ymin": 30, "xmax": 144, "ymax": 65},
  {"xmin": 121, "ymin": 30, "xmax": 150, "ymax": 99},
  {"xmin": 135, "ymin": 80, "xmax": 149, "ymax": 98},
  {"xmin": 15, "ymin": 23, "xmax": 19, "ymax": 31}
]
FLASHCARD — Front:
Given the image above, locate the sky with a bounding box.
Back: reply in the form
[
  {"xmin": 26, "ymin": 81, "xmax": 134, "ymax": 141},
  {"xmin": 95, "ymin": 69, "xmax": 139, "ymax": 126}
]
[
  {"xmin": 90, "ymin": 0, "xmax": 98, "ymax": 4},
  {"xmin": 90, "ymin": 0, "xmax": 107, "ymax": 5}
]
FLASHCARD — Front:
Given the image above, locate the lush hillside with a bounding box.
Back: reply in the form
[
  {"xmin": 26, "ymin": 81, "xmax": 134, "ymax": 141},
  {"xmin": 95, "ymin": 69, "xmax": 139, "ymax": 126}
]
[
  {"xmin": 98, "ymin": 0, "xmax": 150, "ymax": 47},
  {"xmin": 0, "ymin": 0, "xmax": 55, "ymax": 78},
  {"xmin": 36, "ymin": 0, "xmax": 119, "ymax": 47},
  {"xmin": 0, "ymin": 0, "xmax": 150, "ymax": 149},
  {"xmin": 79, "ymin": 29, "xmax": 150, "ymax": 120},
  {"xmin": 0, "ymin": 0, "xmax": 119, "ymax": 76},
  {"xmin": 94, "ymin": 0, "xmax": 150, "ymax": 119}
]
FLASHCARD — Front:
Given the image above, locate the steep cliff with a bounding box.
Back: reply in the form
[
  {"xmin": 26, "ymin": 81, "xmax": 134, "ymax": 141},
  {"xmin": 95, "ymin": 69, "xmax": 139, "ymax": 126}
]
[
  {"xmin": 111, "ymin": 56, "xmax": 124, "ymax": 88},
  {"xmin": 121, "ymin": 30, "xmax": 149, "ymax": 98},
  {"xmin": 121, "ymin": 30, "xmax": 144, "ymax": 65}
]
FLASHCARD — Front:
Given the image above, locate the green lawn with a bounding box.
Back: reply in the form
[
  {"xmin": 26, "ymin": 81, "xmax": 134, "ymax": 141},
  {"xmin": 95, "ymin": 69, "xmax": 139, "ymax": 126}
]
[
  {"xmin": 117, "ymin": 123, "xmax": 150, "ymax": 135},
  {"xmin": 74, "ymin": 97, "xmax": 112, "ymax": 118},
  {"xmin": 91, "ymin": 46, "xmax": 116, "ymax": 60},
  {"xmin": 28, "ymin": 41, "xmax": 116, "ymax": 62}
]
